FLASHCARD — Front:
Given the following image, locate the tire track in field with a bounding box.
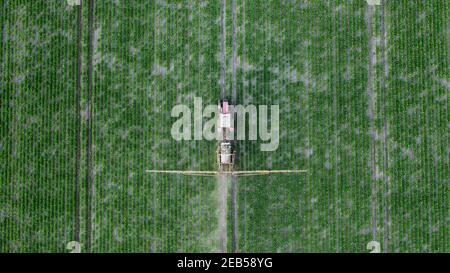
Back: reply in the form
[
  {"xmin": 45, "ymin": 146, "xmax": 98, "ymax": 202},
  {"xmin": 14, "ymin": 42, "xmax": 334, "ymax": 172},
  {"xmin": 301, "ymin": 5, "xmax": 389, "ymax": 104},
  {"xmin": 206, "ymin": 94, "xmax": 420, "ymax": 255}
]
[
  {"xmin": 217, "ymin": 175, "xmax": 229, "ymax": 252},
  {"xmin": 217, "ymin": 0, "xmax": 228, "ymax": 253},
  {"xmin": 74, "ymin": 0, "xmax": 83, "ymax": 244},
  {"xmin": 331, "ymin": 2, "xmax": 340, "ymax": 251},
  {"xmin": 219, "ymin": 0, "xmax": 227, "ymax": 99},
  {"xmin": 367, "ymin": 4, "xmax": 377, "ymax": 242},
  {"xmin": 446, "ymin": 0, "xmax": 450, "ymax": 253},
  {"xmin": 240, "ymin": 0, "xmax": 247, "ymax": 252},
  {"xmin": 378, "ymin": 1, "xmax": 390, "ymax": 253},
  {"xmin": 151, "ymin": 0, "xmax": 157, "ymax": 253},
  {"xmin": 231, "ymin": 0, "xmax": 238, "ymax": 253},
  {"xmin": 0, "ymin": 0, "xmax": 10, "ymax": 253},
  {"xmin": 85, "ymin": 0, "xmax": 94, "ymax": 252},
  {"xmin": 231, "ymin": 175, "xmax": 237, "ymax": 252}
]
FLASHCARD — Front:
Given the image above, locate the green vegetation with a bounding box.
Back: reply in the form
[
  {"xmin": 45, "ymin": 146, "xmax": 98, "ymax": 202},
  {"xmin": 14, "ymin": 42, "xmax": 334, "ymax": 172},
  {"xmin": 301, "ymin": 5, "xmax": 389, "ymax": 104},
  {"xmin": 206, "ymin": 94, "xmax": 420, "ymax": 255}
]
[{"xmin": 1, "ymin": 0, "xmax": 448, "ymax": 253}]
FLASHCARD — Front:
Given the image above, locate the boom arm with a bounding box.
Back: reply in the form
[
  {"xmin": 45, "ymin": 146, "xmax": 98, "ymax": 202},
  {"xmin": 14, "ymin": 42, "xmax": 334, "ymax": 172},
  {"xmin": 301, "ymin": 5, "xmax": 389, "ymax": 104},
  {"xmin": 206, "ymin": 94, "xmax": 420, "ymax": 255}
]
[{"xmin": 145, "ymin": 169, "xmax": 307, "ymax": 177}]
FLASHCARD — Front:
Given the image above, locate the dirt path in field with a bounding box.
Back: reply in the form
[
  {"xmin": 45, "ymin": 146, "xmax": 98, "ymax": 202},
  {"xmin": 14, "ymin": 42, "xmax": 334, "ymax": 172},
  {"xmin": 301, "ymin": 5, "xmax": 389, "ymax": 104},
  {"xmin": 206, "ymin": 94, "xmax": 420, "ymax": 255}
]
[
  {"xmin": 365, "ymin": 4, "xmax": 377, "ymax": 243},
  {"xmin": 365, "ymin": 5, "xmax": 378, "ymax": 244},
  {"xmin": 217, "ymin": 175, "xmax": 229, "ymax": 252},
  {"xmin": 216, "ymin": 0, "xmax": 238, "ymax": 253}
]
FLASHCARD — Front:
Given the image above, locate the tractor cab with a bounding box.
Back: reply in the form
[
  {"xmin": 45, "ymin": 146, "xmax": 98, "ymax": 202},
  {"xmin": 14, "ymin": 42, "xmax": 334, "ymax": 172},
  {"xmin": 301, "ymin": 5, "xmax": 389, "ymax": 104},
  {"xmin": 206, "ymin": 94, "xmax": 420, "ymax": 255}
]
[
  {"xmin": 217, "ymin": 100, "xmax": 235, "ymax": 171},
  {"xmin": 218, "ymin": 100, "xmax": 233, "ymax": 133},
  {"xmin": 217, "ymin": 140, "xmax": 235, "ymax": 171}
]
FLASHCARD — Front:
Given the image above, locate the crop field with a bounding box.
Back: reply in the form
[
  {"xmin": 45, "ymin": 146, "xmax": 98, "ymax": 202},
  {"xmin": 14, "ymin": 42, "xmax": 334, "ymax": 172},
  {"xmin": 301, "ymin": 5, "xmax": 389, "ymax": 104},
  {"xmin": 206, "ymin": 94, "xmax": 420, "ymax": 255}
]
[{"xmin": 0, "ymin": 0, "xmax": 449, "ymax": 253}]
